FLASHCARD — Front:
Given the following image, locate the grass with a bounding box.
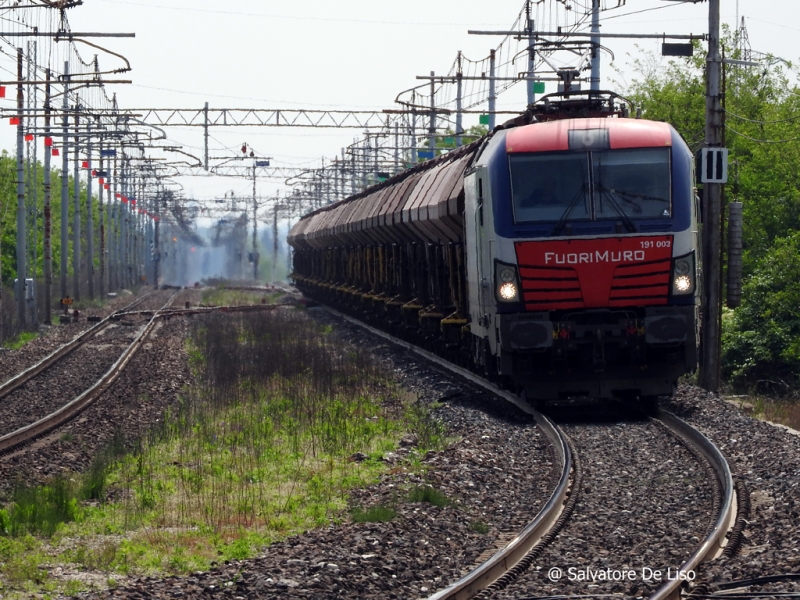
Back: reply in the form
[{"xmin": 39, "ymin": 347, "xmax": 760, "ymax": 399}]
[
  {"xmin": 0, "ymin": 309, "xmax": 449, "ymax": 598},
  {"xmin": 407, "ymin": 485, "xmax": 450, "ymax": 508},
  {"xmin": 469, "ymin": 520, "xmax": 490, "ymax": 534},
  {"xmin": 2, "ymin": 331, "xmax": 38, "ymax": 350},
  {"xmin": 742, "ymin": 395, "xmax": 800, "ymax": 430},
  {"xmin": 350, "ymin": 505, "xmax": 397, "ymax": 523},
  {"xmin": 200, "ymin": 286, "xmax": 281, "ymax": 307}
]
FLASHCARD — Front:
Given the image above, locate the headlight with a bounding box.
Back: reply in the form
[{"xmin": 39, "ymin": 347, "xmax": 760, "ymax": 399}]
[
  {"xmin": 671, "ymin": 252, "xmax": 696, "ymax": 296},
  {"xmin": 674, "ymin": 275, "xmax": 692, "ymax": 293},
  {"xmin": 499, "ymin": 282, "xmax": 518, "ymax": 301},
  {"xmin": 495, "ymin": 261, "xmax": 521, "ymax": 303}
]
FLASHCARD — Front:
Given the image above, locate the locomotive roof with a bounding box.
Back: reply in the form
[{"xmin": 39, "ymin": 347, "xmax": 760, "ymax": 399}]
[{"xmin": 506, "ymin": 118, "xmax": 673, "ymax": 154}]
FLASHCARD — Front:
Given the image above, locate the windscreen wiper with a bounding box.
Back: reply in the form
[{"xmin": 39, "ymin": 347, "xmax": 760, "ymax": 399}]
[
  {"xmin": 553, "ymin": 186, "xmax": 590, "ymax": 236},
  {"xmin": 598, "ymin": 188, "xmax": 637, "ymax": 233}
]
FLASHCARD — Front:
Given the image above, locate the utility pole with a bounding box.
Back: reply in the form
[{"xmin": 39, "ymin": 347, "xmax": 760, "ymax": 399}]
[
  {"xmin": 488, "ymin": 49, "xmax": 497, "ymax": 130},
  {"xmin": 590, "ymin": 0, "xmax": 601, "ymax": 91},
  {"xmin": 204, "ymin": 101, "xmax": 209, "ymax": 171},
  {"xmin": 526, "ymin": 1, "xmax": 536, "ymax": 104},
  {"xmin": 43, "ymin": 69, "xmax": 52, "ymax": 324},
  {"xmin": 60, "ymin": 61, "xmax": 69, "ymax": 301},
  {"xmin": 456, "ymin": 52, "xmax": 463, "ymax": 147},
  {"xmin": 16, "ymin": 48, "xmax": 27, "ymax": 326},
  {"xmin": 410, "ymin": 91, "xmax": 418, "ymax": 164},
  {"xmin": 252, "ymin": 164, "xmax": 259, "ymax": 280},
  {"xmin": 153, "ymin": 196, "xmax": 160, "ymax": 286},
  {"xmin": 428, "ymin": 71, "xmax": 436, "ymax": 158},
  {"xmin": 394, "ymin": 124, "xmax": 400, "ymax": 172},
  {"xmin": 98, "ymin": 138, "xmax": 106, "ymax": 297},
  {"xmin": 272, "ymin": 203, "xmax": 279, "ymax": 282},
  {"xmin": 700, "ymin": 0, "xmax": 723, "ymax": 392},
  {"xmin": 26, "ymin": 40, "xmax": 38, "ymax": 311},
  {"xmin": 86, "ymin": 136, "xmax": 94, "ymax": 300},
  {"xmin": 111, "ymin": 149, "xmax": 119, "ymax": 291},
  {"xmin": 72, "ymin": 105, "xmax": 81, "ymax": 301}
]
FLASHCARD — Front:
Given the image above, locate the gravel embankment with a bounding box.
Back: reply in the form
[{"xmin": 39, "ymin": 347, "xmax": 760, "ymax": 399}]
[{"xmin": 663, "ymin": 384, "xmax": 800, "ymax": 595}]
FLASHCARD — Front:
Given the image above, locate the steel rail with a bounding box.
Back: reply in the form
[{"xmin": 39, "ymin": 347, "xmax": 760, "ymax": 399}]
[
  {"xmin": 319, "ymin": 305, "xmax": 734, "ymax": 600},
  {"xmin": 649, "ymin": 409, "xmax": 735, "ymax": 600},
  {"xmin": 0, "ymin": 292, "xmax": 156, "ymax": 402},
  {"xmin": 318, "ymin": 307, "xmax": 573, "ymax": 600},
  {"xmin": 0, "ymin": 294, "xmax": 179, "ymax": 454}
]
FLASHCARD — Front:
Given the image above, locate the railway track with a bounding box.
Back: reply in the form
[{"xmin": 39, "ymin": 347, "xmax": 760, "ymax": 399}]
[
  {"xmin": 321, "ymin": 305, "xmax": 735, "ymax": 600},
  {"xmin": 0, "ymin": 292, "xmax": 292, "ymax": 458},
  {"xmin": 0, "ymin": 291, "xmax": 182, "ymax": 454},
  {"xmin": 0, "ymin": 291, "xmax": 158, "ymax": 404}
]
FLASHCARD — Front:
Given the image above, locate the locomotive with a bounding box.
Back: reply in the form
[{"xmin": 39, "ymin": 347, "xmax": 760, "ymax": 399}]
[{"xmin": 288, "ymin": 94, "xmax": 700, "ymax": 404}]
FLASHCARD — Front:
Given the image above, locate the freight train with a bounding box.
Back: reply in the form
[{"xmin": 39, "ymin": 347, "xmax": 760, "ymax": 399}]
[{"xmin": 288, "ymin": 93, "xmax": 700, "ymax": 404}]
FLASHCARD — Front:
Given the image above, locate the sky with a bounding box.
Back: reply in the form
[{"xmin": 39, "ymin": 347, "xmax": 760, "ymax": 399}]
[{"xmin": 1, "ymin": 0, "xmax": 799, "ymax": 206}]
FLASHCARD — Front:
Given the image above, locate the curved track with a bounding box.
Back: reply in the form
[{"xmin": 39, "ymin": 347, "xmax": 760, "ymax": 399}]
[
  {"xmin": 0, "ymin": 292, "xmax": 156, "ymax": 402},
  {"xmin": 0, "ymin": 292, "xmax": 180, "ymax": 454},
  {"xmin": 320, "ymin": 305, "xmax": 734, "ymax": 600},
  {"xmin": 0, "ymin": 295, "xmax": 290, "ymax": 457}
]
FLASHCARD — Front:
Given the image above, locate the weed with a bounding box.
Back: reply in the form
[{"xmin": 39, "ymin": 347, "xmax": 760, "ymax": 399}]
[
  {"xmin": 470, "ymin": 520, "xmax": 490, "ymax": 534},
  {"xmin": 6, "ymin": 476, "xmax": 80, "ymax": 537},
  {"xmin": 350, "ymin": 505, "xmax": 397, "ymax": 523},
  {"xmin": 407, "ymin": 485, "xmax": 450, "ymax": 507},
  {"xmin": 2, "ymin": 331, "xmax": 38, "ymax": 350},
  {"xmin": 405, "ymin": 402, "xmax": 446, "ymax": 451},
  {"xmin": 0, "ymin": 308, "xmax": 451, "ymax": 597}
]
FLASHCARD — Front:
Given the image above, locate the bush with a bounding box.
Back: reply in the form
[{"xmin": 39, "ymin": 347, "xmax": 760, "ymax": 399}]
[{"xmin": 723, "ymin": 231, "xmax": 800, "ymax": 393}]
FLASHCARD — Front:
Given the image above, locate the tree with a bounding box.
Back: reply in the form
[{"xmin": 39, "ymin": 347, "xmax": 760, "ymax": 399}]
[{"xmin": 620, "ymin": 32, "xmax": 800, "ymax": 392}]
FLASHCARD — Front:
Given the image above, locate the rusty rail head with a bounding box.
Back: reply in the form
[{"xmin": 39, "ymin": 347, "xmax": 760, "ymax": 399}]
[
  {"xmin": 648, "ymin": 410, "xmax": 734, "ymax": 600},
  {"xmin": 0, "ymin": 291, "xmax": 156, "ymax": 402},
  {"xmin": 0, "ymin": 293, "xmax": 176, "ymax": 454}
]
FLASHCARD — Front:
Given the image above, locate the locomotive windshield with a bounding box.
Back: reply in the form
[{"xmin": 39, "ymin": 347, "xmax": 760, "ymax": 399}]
[{"xmin": 510, "ymin": 148, "xmax": 671, "ymax": 224}]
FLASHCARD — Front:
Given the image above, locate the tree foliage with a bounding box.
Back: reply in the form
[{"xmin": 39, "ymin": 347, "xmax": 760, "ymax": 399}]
[
  {"xmin": 0, "ymin": 150, "xmax": 80, "ymax": 285},
  {"xmin": 621, "ymin": 31, "xmax": 800, "ymax": 392}
]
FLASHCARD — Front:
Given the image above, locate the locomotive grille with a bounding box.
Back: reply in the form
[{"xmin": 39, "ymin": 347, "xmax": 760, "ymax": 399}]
[
  {"xmin": 519, "ymin": 265, "xmax": 584, "ymax": 310},
  {"xmin": 608, "ymin": 259, "xmax": 671, "ymax": 307},
  {"xmin": 517, "ymin": 258, "xmax": 671, "ymax": 310}
]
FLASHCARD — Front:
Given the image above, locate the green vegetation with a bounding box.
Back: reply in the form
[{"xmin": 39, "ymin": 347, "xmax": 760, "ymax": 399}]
[
  {"xmin": 406, "ymin": 485, "xmax": 450, "ymax": 508},
  {"xmin": 0, "ymin": 309, "xmax": 448, "ymax": 598},
  {"xmin": 0, "ymin": 150, "xmax": 95, "ymax": 285},
  {"xmin": 1, "ymin": 330, "xmax": 38, "ymax": 350},
  {"xmin": 621, "ymin": 29, "xmax": 800, "ymax": 395},
  {"xmin": 199, "ymin": 284, "xmax": 281, "ymax": 307},
  {"xmin": 350, "ymin": 505, "xmax": 397, "ymax": 523},
  {"xmin": 469, "ymin": 520, "xmax": 490, "ymax": 535}
]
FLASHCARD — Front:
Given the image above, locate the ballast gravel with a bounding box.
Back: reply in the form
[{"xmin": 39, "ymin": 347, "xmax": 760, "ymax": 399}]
[
  {"xmin": 3, "ymin": 299, "xmax": 797, "ymax": 599},
  {"xmin": 492, "ymin": 411, "xmax": 715, "ymax": 600},
  {"xmin": 662, "ymin": 384, "xmax": 800, "ymax": 597}
]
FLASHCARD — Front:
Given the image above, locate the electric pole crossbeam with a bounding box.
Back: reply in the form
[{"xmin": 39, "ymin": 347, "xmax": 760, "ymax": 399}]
[{"xmin": 99, "ymin": 108, "xmax": 407, "ymax": 129}]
